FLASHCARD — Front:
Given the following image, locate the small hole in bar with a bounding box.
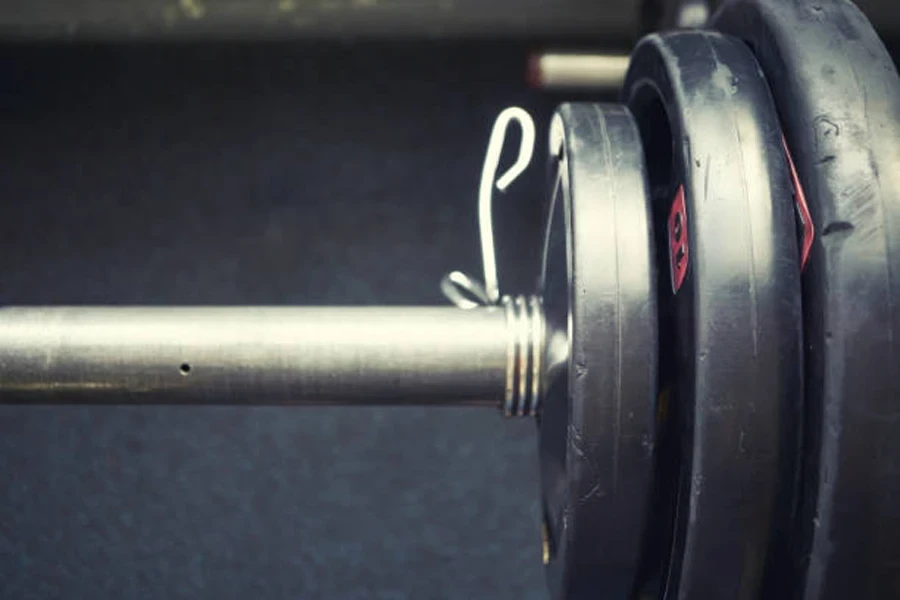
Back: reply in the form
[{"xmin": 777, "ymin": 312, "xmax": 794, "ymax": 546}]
[{"xmin": 179, "ymin": 363, "xmax": 191, "ymax": 376}]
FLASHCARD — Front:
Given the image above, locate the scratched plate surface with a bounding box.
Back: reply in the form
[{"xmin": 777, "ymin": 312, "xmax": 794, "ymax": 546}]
[
  {"xmin": 714, "ymin": 2, "xmax": 900, "ymax": 597},
  {"xmin": 624, "ymin": 31, "xmax": 803, "ymax": 599},
  {"xmin": 537, "ymin": 103, "xmax": 657, "ymax": 600}
]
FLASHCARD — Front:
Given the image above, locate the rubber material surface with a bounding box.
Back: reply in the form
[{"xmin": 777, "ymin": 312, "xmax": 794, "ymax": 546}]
[
  {"xmin": 538, "ymin": 103, "xmax": 657, "ymax": 600},
  {"xmin": 714, "ymin": 2, "xmax": 900, "ymax": 598},
  {"xmin": 624, "ymin": 31, "xmax": 804, "ymax": 599}
]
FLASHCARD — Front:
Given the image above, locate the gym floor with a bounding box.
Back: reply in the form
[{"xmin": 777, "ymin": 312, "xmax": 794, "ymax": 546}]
[{"xmin": 0, "ymin": 35, "xmax": 896, "ymax": 599}]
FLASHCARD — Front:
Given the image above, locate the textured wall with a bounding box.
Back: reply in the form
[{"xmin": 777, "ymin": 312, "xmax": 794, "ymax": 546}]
[{"xmin": 0, "ymin": 42, "xmax": 562, "ymax": 599}]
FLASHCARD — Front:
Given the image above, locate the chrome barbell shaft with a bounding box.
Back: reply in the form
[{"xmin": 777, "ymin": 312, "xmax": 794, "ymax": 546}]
[{"xmin": 0, "ymin": 303, "xmax": 562, "ymax": 413}]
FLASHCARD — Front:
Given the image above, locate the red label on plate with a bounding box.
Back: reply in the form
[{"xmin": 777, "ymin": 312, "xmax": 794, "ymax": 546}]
[
  {"xmin": 668, "ymin": 185, "xmax": 689, "ymax": 294},
  {"xmin": 783, "ymin": 136, "xmax": 814, "ymax": 271}
]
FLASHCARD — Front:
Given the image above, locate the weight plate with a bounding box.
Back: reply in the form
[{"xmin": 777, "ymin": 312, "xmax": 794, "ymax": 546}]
[
  {"xmin": 538, "ymin": 103, "xmax": 657, "ymax": 600},
  {"xmin": 623, "ymin": 31, "xmax": 804, "ymax": 598},
  {"xmin": 714, "ymin": 2, "xmax": 900, "ymax": 598}
]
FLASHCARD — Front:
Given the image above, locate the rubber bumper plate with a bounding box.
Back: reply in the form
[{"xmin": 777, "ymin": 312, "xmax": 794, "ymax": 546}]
[
  {"xmin": 624, "ymin": 31, "xmax": 804, "ymax": 599},
  {"xmin": 714, "ymin": 2, "xmax": 900, "ymax": 598},
  {"xmin": 538, "ymin": 103, "xmax": 658, "ymax": 600}
]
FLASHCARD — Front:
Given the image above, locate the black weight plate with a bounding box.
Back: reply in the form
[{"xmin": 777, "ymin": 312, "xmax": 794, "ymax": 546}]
[
  {"xmin": 538, "ymin": 103, "xmax": 657, "ymax": 600},
  {"xmin": 714, "ymin": 2, "xmax": 900, "ymax": 598},
  {"xmin": 623, "ymin": 31, "xmax": 804, "ymax": 598}
]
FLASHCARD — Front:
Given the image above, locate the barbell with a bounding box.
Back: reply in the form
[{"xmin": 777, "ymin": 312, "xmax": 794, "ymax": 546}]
[{"xmin": 2, "ymin": 1, "xmax": 898, "ymax": 598}]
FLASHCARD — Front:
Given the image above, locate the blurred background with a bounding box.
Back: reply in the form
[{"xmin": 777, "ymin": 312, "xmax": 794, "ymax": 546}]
[{"xmin": 0, "ymin": 1, "xmax": 897, "ymax": 598}]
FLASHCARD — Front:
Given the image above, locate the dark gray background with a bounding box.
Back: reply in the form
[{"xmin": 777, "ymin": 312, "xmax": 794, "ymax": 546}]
[{"xmin": 0, "ymin": 42, "xmax": 560, "ymax": 599}]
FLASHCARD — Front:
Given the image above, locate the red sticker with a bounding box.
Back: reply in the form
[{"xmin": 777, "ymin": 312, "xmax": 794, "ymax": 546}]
[
  {"xmin": 782, "ymin": 136, "xmax": 814, "ymax": 271},
  {"xmin": 668, "ymin": 185, "xmax": 689, "ymax": 293}
]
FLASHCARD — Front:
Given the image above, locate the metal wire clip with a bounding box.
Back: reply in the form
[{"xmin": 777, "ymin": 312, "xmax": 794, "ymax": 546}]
[{"xmin": 440, "ymin": 107, "xmax": 545, "ymax": 417}]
